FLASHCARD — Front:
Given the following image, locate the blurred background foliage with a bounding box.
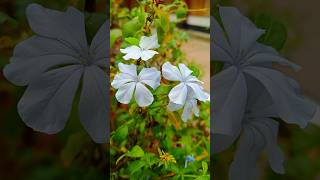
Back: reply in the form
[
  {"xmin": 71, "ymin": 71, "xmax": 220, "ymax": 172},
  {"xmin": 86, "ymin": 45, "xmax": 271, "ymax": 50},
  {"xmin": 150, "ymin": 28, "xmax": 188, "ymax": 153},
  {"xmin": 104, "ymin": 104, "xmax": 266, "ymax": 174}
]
[
  {"xmin": 110, "ymin": 0, "xmax": 210, "ymax": 179},
  {"xmin": 213, "ymin": 0, "xmax": 320, "ymax": 179},
  {"xmin": 0, "ymin": 0, "xmax": 108, "ymax": 179}
]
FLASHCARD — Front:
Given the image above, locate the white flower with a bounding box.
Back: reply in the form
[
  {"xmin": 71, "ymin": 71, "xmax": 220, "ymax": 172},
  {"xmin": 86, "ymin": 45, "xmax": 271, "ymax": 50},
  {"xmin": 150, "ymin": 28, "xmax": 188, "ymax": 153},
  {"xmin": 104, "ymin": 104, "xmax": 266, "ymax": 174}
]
[
  {"xmin": 168, "ymin": 91, "xmax": 199, "ymax": 122},
  {"xmin": 120, "ymin": 34, "xmax": 160, "ymax": 61},
  {"xmin": 162, "ymin": 62, "xmax": 209, "ymax": 121},
  {"xmin": 162, "ymin": 62, "xmax": 209, "ymax": 104},
  {"xmin": 111, "ymin": 63, "xmax": 160, "ymax": 107}
]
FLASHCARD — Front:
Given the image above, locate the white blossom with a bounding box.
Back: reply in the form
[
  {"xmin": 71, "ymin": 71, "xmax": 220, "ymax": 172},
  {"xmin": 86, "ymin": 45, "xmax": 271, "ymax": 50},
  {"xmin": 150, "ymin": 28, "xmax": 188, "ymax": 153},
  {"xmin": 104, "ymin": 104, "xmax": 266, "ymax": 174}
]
[
  {"xmin": 120, "ymin": 34, "xmax": 160, "ymax": 61},
  {"xmin": 111, "ymin": 63, "xmax": 160, "ymax": 107},
  {"xmin": 162, "ymin": 62, "xmax": 209, "ymax": 121}
]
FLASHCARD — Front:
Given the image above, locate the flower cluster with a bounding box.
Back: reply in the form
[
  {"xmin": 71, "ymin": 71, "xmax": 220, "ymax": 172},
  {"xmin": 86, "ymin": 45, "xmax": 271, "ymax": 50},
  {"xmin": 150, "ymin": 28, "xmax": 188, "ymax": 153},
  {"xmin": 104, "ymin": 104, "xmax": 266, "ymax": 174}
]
[{"xmin": 112, "ymin": 33, "xmax": 209, "ymax": 121}]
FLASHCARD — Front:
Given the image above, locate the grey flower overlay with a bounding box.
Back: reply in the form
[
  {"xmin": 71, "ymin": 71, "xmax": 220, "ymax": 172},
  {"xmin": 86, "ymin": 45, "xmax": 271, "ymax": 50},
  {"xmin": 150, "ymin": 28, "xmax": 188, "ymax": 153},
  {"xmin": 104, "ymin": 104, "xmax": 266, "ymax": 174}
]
[
  {"xmin": 211, "ymin": 6, "xmax": 316, "ymax": 179},
  {"xmin": 3, "ymin": 4, "xmax": 109, "ymax": 143}
]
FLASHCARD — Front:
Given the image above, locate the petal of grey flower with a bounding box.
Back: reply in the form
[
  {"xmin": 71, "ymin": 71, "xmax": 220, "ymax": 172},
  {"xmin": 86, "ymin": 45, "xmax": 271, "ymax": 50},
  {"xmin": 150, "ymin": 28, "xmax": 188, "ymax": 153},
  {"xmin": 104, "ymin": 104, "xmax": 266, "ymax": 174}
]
[
  {"xmin": 211, "ymin": 16, "xmax": 233, "ymax": 63},
  {"xmin": 219, "ymin": 7, "xmax": 243, "ymax": 55},
  {"xmin": 244, "ymin": 66, "xmax": 316, "ymax": 127},
  {"xmin": 251, "ymin": 118, "xmax": 285, "ymax": 174},
  {"xmin": 3, "ymin": 36, "xmax": 79, "ymax": 86},
  {"xmin": 18, "ymin": 65, "xmax": 83, "ymax": 134},
  {"xmin": 26, "ymin": 4, "xmax": 88, "ymax": 54},
  {"xmin": 245, "ymin": 52, "xmax": 301, "ymax": 71},
  {"xmin": 90, "ymin": 21, "xmax": 108, "ymax": 65},
  {"xmin": 229, "ymin": 126, "xmax": 264, "ymax": 180},
  {"xmin": 239, "ymin": 18, "xmax": 265, "ymax": 53},
  {"xmin": 79, "ymin": 65, "xmax": 108, "ymax": 143},
  {"xmin": 212, "ymin": 66, "xmax": 247, "ymax": 152}
]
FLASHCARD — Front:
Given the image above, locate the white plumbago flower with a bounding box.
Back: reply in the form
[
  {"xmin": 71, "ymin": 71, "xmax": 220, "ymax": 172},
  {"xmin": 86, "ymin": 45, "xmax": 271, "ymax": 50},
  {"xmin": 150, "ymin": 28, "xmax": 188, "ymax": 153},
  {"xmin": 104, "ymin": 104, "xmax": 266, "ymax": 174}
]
[
  {"xmin": 167, "ymin": 91, "xmax": 199, "ymax": 122},
  {"xmin": 162, "ymin": 62, "xmax": 209, "ymax": 121},
  {"xmin": 111, "ymin": 63, "xmax": 160, "ymax": 107},
  {"xmin": 120, "ymin": 34, "xmax": 160, "ymax": 61}
]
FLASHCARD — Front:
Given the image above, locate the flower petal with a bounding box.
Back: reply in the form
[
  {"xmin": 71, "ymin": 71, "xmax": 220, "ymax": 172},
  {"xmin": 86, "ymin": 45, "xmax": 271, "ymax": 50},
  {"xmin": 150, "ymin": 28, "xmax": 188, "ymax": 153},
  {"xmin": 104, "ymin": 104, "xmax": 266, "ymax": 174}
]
[
  {"xmin": 219, "ymin": 7, "xmax": 243, "ymax": 55},
  {"xmin": 186, "ymin": 82, "xmax": 209, "ymax": 102},
  {"xmin": 118, "ymin": 63, "xmax": 137, "ymax": 77},
  {"xmin": 181, "ymin": 100, "xmax": 193, "ymax": 122},
  {"xmin": 168, "ymin": 83, "xmax": 188, "ymax": 105},
  {"xmin": 115, "ymin": 82, "xmax": 135, "ymax": 104},
  {"xmin": 111, "ymin": 73, "xmax": 135, "ymax": 89},
  {"xmin": 162, "ymin": 62, "xmax": 182, "ymax": 81},
  {"xmin": 139, "ymin": 34, "xmax": 160, "ymax": 50},
  {"xmin": 79, "ymin": 66, "xmax": 108, "ymax": 143},
  {"xmin": 141, "ymin": 50, "xmax": 158, "ymax": 61},
  {"xmin": 244, "ymin": 66, "xmax": 316, "ymax": 128},
  {"xmin": 90, "ymin": 21, "xmax": 108, "ymax": 64},
  {"xmin": 251, "ymin": 118, "xmax": 285, "ymax": 174},
  {"xmin": 138, "ymin": 67, "xmax": 161, "ymax": 89},
  {"xmin": 135, "ymin": 82, "xmax": 154, "ymax": 107},
  {"xmin": 244, "ymin": 52, "xmax": 301, "ymax": 71},
  {"xmin": 211, "ymin": 66, "xmax": 247, "ymax": 153},
  {"xmin": 211, "ymin": 16, "xmax": 233, "ymax": 62},
  {"xmin": 178, "ymin": 63, "xmax": 193, "ymax": 79},
  {"xmin": 17, "ymin": 65, "xmax": 83, "ymax": 134},
  {"xmin": 3, "ymin": 36, "xmax": 80, "ymax": 86},
  {"xmin": 26, "ymin": 4, "xmax": 88, "ymax": 54},
  {"xmin": 192, "ymin": 99, "xmax": 200, "ymax": 117},
  {"xmin": 120, "ymin": 46, "xmax": 141, "ymax": 60},
  {"xmin": 167, "ymin": 101, "xmax": 183, "ymax": 111},
  {"xmin": 229, "ymin": 126, "xmax": 263, "ymax": 180}
]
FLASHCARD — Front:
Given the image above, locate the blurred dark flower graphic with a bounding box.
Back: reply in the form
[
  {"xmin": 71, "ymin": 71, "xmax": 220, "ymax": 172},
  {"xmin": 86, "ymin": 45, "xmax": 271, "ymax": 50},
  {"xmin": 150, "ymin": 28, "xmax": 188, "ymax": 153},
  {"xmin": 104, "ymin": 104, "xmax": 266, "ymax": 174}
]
[
  {"xmin": 3, "ymin": 3, "xmax": 108, "ymax": 143},
  {"xmin": 212, "ymin": 6, "xmax": 316, "ymax": 179}
]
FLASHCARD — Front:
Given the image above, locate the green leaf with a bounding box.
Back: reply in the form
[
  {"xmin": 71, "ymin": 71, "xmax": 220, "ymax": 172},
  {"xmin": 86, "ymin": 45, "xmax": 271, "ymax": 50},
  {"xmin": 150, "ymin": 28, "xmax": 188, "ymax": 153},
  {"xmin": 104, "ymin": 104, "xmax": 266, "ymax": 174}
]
[
  {"xmin": 188, "ymin": 64, "xmax": 201, "ymax": 77},
  {"xmin": 110, "ymin": 29, "xmax": 122, "ymax": 48},
  {"xmin": 128, "ymin": 160, "xmax": 146, "ymax": 174},
  {"xmin": 126, "ymin": 145, "xmax": 145, "ymax": 158},
  {"xmin": 0, "ymin": 11, "xmax": 17, "ymax": 27},
  {"xmin": 85, "ymin": 12, "xmax": 107, "ymax": 43},
  {"xmin": 122, "ymin": 17, "xmax": 143, "ymax": 37},
  {"xmin": 211, "ymin": 61, "xmax": 224, "ymax": 75},
  {"xmin": 154, "ymin": 84, "xmax": 171, "ymax": 95},
  {"xmin": 138, "ymin": 7, "xmax": 146, "ymax": 24},
  {"xmin": 195, "ymin": 175, "xmax": 210, "ymax": 180},
  {"xmin": 254, "ymin": 14, "xmax": 287, "ymax": 51},
  {"xmin": 125, "ymin": 37, "xmax": 139, "ymax": 45},
  {"xmin": 60, "ymin": 132, "xmax": 90, "ymax": 166},
  {"xmin": 113, "ymin": 124, "xmax": 128, "ymax": 142},
  {"xmin": 176, "ymin": 6, "xmax": 187, "ymax": 19},
  {"xmin": 202, "ymin": 161, "xmax": 208, "ymax": 175}
]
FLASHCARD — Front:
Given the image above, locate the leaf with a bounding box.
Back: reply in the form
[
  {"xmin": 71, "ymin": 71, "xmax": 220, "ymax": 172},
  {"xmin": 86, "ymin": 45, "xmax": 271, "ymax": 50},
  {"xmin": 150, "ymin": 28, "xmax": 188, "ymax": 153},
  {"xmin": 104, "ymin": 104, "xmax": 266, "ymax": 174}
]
[
  {"xmin": 154, "ymin": 84, "xmax": 171, "ymax": 95},
  {"xmin": 254, "ymin": 14, "xmax": 287, "ymax": 51},
  {"xmin": 85, "ymin": 12, "xmax": 107, "ymax": 44},
  {"xmin": 126, "ymin": 145, "xmax": 145, "ymax": 158},
  {"xmin": 211, "ymin": 61, "xmax": 224, "ymax": 75},
  {"xmin": 176, "ymin": 6, "xmax": 187, "ymax": 19},
  {"xmin": 202, "ymin": 161, "xmax": 208, "ymax": 175},
  {"xmin": 60, "ymin": 132, "xmax": 90, "ymax": 166},
  {"xmin": 128, "ymin": 160, "xmax": 146, "ymax": 174},
  {"xmin": 188, "ymin": 64, "xmax": 201, "ymax": 77},
  {"xmin": 195, "ymin": 175, "xmax": 210, "ymax": 180},
  {"xmin": 113, "ymin": 124, "xmax": 128, "ymax": 142},
  {"xmin": 122, "ymin": 17, "xmax": 143, "ymax": 37},
  {"xmin": 110, "ymin": 29, "xmax": 122, "ymax": 48},
  {"xmin": 125, "ymin": 37, "xmax": 139, "ymax": 46},
  {"xmin": 0, "ymin": 11, "xmax": 17, "ymax": 27}
]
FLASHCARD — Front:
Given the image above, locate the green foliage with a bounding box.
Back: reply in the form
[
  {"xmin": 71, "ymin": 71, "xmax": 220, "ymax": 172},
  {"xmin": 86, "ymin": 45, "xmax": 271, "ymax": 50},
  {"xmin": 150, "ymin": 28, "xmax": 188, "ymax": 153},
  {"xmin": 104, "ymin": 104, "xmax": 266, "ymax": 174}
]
[
  {"xmin": 254, "ymin": 14, "xmax": 287, "ymax": 51},
  {"xmin": 110, "ymin": 0, "xmax": 210, "ymax": 179}
]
